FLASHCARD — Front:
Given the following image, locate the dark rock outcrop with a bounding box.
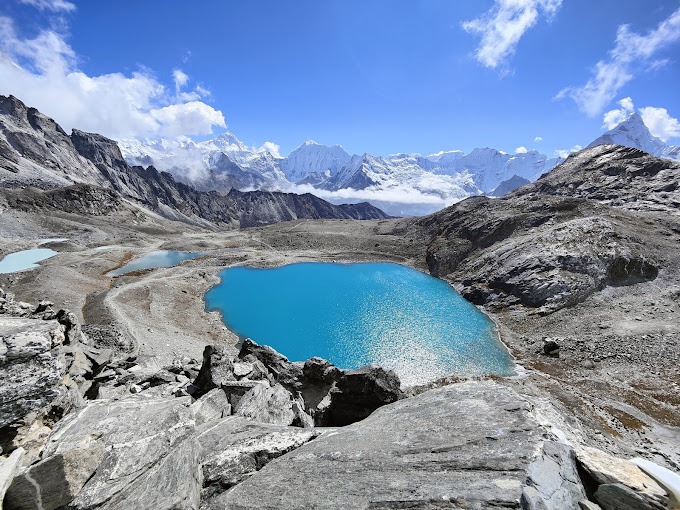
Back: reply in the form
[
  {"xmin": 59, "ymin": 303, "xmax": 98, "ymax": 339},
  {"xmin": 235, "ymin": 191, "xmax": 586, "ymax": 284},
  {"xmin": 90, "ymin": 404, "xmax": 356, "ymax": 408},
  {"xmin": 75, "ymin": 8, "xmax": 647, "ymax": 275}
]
[
  {"xmin": 228, "ymin": 189, "xmax": 388, "ymax": 227},
  {"xmin": 233, "ymin": 339, "xmax": 405, "ymax": 427},
  {"xmin": 192, "ymin": 345, "xmax": 235, "ymax": 396},
  {"xmin": 5, "ymin": 184, "xmax": 122, "ymax": 215},
  {"xmin": 321, "ymin": 365, "xmax": 403, "ymax": 426}
]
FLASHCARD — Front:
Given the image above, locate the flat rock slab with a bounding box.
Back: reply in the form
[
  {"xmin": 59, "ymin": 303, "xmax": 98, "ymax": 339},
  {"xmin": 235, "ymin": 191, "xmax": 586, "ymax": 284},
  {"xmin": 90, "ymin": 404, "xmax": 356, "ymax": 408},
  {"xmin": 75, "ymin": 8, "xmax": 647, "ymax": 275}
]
[
  {"xmin": 207, "ymin": 381, "xmax": 545, "ymax": 509},
  {"xmin": 196, "ymin": 416, "xmax": 323, "ymax": 498}
]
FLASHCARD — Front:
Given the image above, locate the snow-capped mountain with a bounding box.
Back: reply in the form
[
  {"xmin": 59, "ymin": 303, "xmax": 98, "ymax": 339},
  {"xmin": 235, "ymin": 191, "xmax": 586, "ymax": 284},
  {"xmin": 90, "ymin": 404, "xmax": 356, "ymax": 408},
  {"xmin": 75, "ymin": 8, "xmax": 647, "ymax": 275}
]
[
  {"xmin": 117, "ymin": 133, "xmax": 562, "ymax": 216},
  {"xmin": 587, "ymin": 111, "xmax": 680, "ymax": 161},
  {"xmin": 119, "ymin": 133, "xmax": 287, "ymax": 193},
  {"xmin": 278, "ymin": 142, "xmax": 559, "ymax": 194},
  {"xmin": 280, "ymin": 141, "xmax": 357, "ymax": 185},
  {"xmin": 425, "ymin": 148, "xmax": 559, "ymax": 193}
]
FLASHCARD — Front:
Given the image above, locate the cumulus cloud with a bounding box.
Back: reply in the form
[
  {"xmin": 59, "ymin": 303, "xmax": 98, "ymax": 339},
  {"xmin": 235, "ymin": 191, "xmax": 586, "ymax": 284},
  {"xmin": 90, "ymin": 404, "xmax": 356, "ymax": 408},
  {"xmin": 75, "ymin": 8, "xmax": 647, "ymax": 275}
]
[
  {"xmin": 639, "ymin": 106, "xmax": 680, "ymax": 141},
  {"xmin": 534, "ymin": 136, "xmax": 543, "ymax": 142},
  {"xmin": 0, "ymin": 17, "xmax": 225, "ymax": 139},
  {"xmin": 602, "ymin": 97, "xmax": 635, "ymax": 129},
  {"xmin": 259, "ymin": 142, "xmax": 281, "ymax": 158},
  {"xmin": 515, "ymin": 146, "xmax": 528, "ymax": 154},
  {"xmin": 462, "ymin": 0, "xmax": 562, "ymax": 69},
  {"xmin": 149, "ymin": 101, "xmax": 226, "ymax": 138},
  {"xmin": 172, "ymin": 69, "xmax": 189, "ymax": 90},
  {"xmin": 18, "ymin": 0, "xmax": 75, "ymax": 12},
  {"xmin": 554, "ymin": 145, "xmax": 582, "ymax": 159},
  {"xmin": 557, "ymin": 8, "xmax": 680, "ymax": 116}
]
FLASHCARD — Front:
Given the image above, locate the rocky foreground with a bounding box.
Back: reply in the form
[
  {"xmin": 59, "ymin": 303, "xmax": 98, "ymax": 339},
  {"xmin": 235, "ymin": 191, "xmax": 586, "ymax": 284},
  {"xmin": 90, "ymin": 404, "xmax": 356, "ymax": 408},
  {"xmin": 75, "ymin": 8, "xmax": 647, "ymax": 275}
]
[{"xmin": 1, "ymin": 290, "xmax": 675, "ymax": 510}]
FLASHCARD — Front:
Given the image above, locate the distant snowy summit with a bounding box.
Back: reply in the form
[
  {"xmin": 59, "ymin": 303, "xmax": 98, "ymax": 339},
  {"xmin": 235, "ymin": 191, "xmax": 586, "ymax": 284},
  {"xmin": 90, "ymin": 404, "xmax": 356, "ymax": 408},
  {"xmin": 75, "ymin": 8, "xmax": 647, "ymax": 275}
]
[
  {"xmin": 588, "ymin": 111, "xmax": 680, "ymax": 161},
  {"xmin": 118, "ymin": 135, "xmax": 560, "ymax": 216}
]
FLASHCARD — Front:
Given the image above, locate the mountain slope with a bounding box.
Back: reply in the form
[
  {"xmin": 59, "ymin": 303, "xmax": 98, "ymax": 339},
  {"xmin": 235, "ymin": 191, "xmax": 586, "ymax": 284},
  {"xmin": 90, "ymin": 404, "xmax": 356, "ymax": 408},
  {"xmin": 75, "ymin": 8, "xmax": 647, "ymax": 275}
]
[
  {"xmin": 415, "ymin": 144, "xmax": 679, "ymax": 312},
  {"xmin": 491, "ymin": 175, "xmax": 531, "ymax": 196},
  {"xmin": 0, "ymin": 95, "xmax": 388, "ymax": 227}
]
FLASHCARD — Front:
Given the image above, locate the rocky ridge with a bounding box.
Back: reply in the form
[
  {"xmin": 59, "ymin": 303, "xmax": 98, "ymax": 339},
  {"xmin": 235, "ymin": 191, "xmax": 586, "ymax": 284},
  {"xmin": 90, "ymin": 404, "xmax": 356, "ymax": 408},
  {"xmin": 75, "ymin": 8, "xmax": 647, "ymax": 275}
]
[{"xmin": 418, "ymin": 145, "xmax": 678, "ymax": 313}]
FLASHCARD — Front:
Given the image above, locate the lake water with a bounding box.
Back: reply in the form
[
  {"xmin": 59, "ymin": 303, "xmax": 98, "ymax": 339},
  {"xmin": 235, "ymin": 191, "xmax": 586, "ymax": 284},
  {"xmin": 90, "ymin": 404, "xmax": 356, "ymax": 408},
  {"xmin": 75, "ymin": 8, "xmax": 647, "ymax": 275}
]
[
  {"xmin": 108, "ymin": 250, "xmax": 213, "ymax": 276},
  {"xmin": 0, "ymin": 248, "xmax": 58, "ymax": 274},
  {"xmin": 205, "ymin": 262, "xmax": 514, "ymax": 386}
]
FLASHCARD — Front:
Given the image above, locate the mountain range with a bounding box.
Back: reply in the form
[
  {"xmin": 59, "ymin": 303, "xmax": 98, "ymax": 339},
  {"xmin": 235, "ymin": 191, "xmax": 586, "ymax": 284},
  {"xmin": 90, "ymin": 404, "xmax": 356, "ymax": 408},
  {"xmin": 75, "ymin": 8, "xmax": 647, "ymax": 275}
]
[
  {"xmin": 119, "ymin": 135, "xmax": 561, "ymax": 217},
  {"xmin": 117, "ymin": 110, "xmax": 680, "ymax": 217},
  {"xmin": 0, "ymin": 95, "xmax": 388, "ymax": 228}
]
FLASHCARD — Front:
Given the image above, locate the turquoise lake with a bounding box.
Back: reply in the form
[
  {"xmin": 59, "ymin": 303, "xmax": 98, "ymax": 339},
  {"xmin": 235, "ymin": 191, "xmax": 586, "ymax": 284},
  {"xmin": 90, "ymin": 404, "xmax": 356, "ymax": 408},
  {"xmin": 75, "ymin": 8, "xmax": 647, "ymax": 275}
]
[
  {"xmin": 0, "ymin": 248, "xmax": 57, "ymax": 274},
  {"xmin": 205, "ymin": 262, "xmax": 514, "ymax": 386}
]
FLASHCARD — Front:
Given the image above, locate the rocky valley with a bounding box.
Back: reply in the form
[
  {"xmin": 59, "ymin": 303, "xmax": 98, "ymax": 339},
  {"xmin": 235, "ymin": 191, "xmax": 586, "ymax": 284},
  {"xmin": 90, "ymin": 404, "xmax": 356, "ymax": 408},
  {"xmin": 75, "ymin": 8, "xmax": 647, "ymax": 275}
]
[{"xmin": 0, "ymin": 96, "xmax": 679, "ymax": 510}]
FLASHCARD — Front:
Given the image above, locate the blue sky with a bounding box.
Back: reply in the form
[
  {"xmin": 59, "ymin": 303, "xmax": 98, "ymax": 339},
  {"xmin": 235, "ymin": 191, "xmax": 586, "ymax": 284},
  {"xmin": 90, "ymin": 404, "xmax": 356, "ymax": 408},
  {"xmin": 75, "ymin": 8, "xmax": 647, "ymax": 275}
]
[{"xmin": 1, "ymin": 0, "xmax": 679, "ymax": 157}]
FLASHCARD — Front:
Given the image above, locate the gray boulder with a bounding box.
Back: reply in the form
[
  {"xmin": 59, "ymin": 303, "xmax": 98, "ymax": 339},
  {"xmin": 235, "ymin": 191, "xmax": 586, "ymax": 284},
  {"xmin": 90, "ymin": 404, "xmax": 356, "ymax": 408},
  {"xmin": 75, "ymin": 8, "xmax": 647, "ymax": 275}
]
[
  {"xmin": 191, "ymin": 388, "xmax": 232, "ymax": 425},
  {"xmin": 6, "ymin": 442, "xmax": 105, "ymax": 510},
  {"xmin": 233, "ymin": 383, "xmax": 295, "ymax": 426},
  {"xmin": 0, "ymin": 448, "xmax": 24, "ymax": 505},
  {"xmin": 522, "ymin": 441, "xmax": 586, "ymax": 510},
  {"xmin": 19, "ymin": 395, "xmax": 199, "ymax": 510},
  {"xmin": 594, "ymin": 483, "xmax": 662, "ymax": 510},
  {"xmin": 192, "ymin": 345, "xmax": 235, "ymax": 396},
  {"xmin": 90, "ymin": 437, "xmax": 202, "ymax": 510},
  {"xmin": 575, "ymin": 447, "xmax": 667, "ymax": 510}
]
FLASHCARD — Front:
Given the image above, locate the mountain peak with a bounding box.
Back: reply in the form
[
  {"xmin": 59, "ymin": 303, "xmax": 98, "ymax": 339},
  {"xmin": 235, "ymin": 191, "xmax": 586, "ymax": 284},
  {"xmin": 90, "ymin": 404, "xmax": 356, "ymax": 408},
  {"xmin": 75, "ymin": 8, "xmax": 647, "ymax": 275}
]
[{"xmin": 588, "ymin": 111, "xmax": 665, "ymax": 156}]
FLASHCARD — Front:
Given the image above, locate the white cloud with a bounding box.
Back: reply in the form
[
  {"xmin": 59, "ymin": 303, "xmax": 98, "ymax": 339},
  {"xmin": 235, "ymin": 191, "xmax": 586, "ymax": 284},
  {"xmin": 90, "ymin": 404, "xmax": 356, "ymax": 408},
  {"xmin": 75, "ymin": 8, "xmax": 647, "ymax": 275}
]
[
  {"xmin": 259, "ymin": 141, "xmax": 281, "ymax": 158},
  {"xmin": 534, "ymin": 136, "xmax": 543, "ymax": 142},
  {"xmin": 554, "ymin": 145, "xmax": 582, "ymax": 159},
  {"xmin": 462, "ymin": 0, "xmax": 562, "ymax": 69},
  {"xmin": 515, "ymin": 146, "xmax": 528, "ymax": 154},
  {"xmin": 172, "ymin": 69, "xmax": 189, "ymax": 90},
  {"xmin": 639, "ymin": 106, "xmax": 680, "ymax": 141},
  {"xmin": 150, "ymin": 101, "xmax": 226, "ymax": 138},
  {"xmin": 0, "ymin": 17, "xmax": 226, "ymax": 139},
  {"xmin": 602, "ymin": 96, "xmax": 635, "ymax": 129},
  {"xmin": 18, "ymin": 0, "xmax": 75, "ymax": 12},
  {"xmin": 618, "ymin": 97, "xmax": 634, "ymax": 111},
  {"xmin": 557, "ymin": 8, "xmax": 680, "ymax": 116}
]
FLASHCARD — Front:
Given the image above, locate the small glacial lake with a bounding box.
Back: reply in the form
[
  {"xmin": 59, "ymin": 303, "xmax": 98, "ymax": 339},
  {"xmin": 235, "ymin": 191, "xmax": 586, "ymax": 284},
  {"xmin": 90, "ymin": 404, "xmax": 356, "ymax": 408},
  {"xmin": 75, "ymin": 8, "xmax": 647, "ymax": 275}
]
[
  {"xmin": 205, "ymin": 262, "xmax": 514, "ymax": 386},
  {"xmin": 0, "ymin": 248, "xmax": 57, "ymax": 274},
  {"xmin": 108, "ymin": 250, "xmax": 213, "ymax": 276}
]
